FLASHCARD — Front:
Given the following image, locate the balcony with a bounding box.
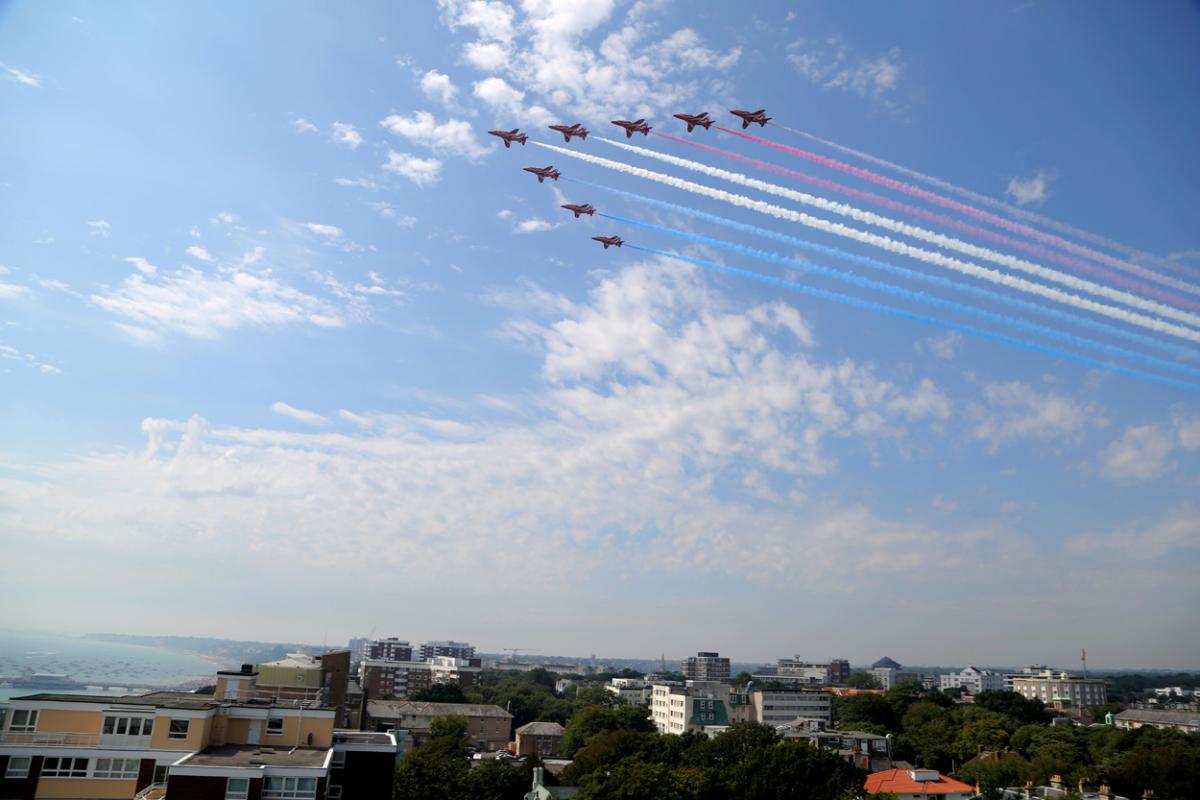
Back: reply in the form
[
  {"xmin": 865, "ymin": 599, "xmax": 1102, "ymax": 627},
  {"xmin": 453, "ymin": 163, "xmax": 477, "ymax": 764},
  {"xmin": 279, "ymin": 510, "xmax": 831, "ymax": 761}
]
[
  {"xmin": 135, "ymin": 783, "xmax": 167, "ymax": 800},
  {"xmin": 0, "ymin": 731, "xmax": 101, "ymax": 747}
]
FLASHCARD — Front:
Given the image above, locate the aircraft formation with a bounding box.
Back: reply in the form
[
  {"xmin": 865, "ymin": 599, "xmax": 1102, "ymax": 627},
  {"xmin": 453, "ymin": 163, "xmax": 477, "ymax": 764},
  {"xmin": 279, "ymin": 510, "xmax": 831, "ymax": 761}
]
[{"xmin": 502, "ymin": 110, "xmax": 764, "ymax": 249}]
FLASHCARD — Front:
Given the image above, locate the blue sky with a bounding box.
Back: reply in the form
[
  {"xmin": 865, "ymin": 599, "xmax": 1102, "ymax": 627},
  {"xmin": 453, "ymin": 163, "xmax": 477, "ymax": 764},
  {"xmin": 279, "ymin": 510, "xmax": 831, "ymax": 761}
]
[{"xmin": 1, "ymin": 0, "xmax": 1198, "ymax": 669}]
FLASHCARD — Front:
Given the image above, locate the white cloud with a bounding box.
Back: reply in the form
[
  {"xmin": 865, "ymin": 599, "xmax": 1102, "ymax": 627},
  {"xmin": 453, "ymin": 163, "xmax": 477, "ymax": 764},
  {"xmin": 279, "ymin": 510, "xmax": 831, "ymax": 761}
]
[
  {"xmin": 293, "ymin": 117, "xmax": 318, "ymax": 134},
  {"xmin": 918, "ymin": 331, "xmax": 964, "ymax": 361},
  {"xmin": 125, "ymin": 257, "xmax": 158, "ymax": 276},
  {"xmin": 969, "ymin": 381, "xmax": 1103, "ymax": 450},
  {"xmin": 438, "ymin": 0, "xmax": 740, "ymax": 121},
  {"xmin": 189, "ymin": 226, "xmax": 202, "ymax": 238},
  {"xmin": 787, "ymin": 39, "xmax": 904, "ymax": 103},
  {"xmin": 211, "ymin": 211, "xmax": 239, "ymax": 225},
  {"xmin": 379, "ymin": 111, "xmax": 489, "ymax": 160},
  {"xmin": 497, "ymin": 209, "xmax": 514, "ymax": 219},
  {"xmin": 514, "ymin": 218, "xmax": 558, "ymax": 234},
  {"xmin": 419, "ymin": 70, "xmax": 458, "ymax": 106},
  {"xmin": 301, "ymin": 223, "xmax": 344, "ymax": 238},
  {"xmin": 2, "ymin": 63, "xmax": 42, "ymax": 88},
  {"xmin": 88, "ymin": 219, "xmax": 112, "ymax": 238},
  {"xmin": 271, "ymin": 401, "xmax": 329, "ymax": 426},
  {"xmin": 186, "ymin": 245, "xmax": 213, "ymax": 262},
  {"xmin": 1006, "ymin": 170, "xmax": 1053, "ymax": 207},
  {"xmin": 383, "ymin": 150, "xmax": 443, "ymax": 187},
  {"xmin": 333, "ymin": 177, "xmax": 381, "ymax": 190},
  {"xmin": 331, "ymin": 122, "xmax": 363, "ymax": 149},
  {"xmin": 1101, "ymin": 424, "xmax": 1175, "ymax": 482},
  {"xmin": 39, "ymin": 364, "xmax": 62, "ymax": 375},
  {"xmin": 0, "ymin": 283, "xmax": 27, "ymax": 299},
  {"xmin": 368, "ymin": 202, "xmax": 417, "ymax": 228},
  {"xmin": 338, "ymin": 409, "xmax": 375, "ymax": 428},
  {"xmin": 1168, "ymin": 249, "xmax": 1200, "ymax": 262},
  {"xmin": 92, "ymin": 266, "xmax": 345, "ymax": 339}
]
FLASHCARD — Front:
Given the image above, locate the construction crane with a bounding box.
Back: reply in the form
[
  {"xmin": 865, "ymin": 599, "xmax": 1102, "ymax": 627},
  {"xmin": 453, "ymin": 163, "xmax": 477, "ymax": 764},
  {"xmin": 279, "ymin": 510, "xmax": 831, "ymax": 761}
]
[{"xmin": 502, "ymin": 647, "xmax": 542, "ymax": 662}]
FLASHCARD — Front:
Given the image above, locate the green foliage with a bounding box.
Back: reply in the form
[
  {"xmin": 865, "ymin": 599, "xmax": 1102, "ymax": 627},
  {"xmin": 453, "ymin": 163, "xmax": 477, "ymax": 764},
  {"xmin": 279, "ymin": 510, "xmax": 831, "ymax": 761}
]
[
  {"xmin": 846, "ymin": 671, "xmax": 882, "ymax": 689},
  {"xmin": 561, "ymin": 704, "xmax": 656, "ymax": 757},
  {"xmin": 428, "ymin": 713, "xmax": 469, "ymax": 741},
  {"xmin": 955, "ymin": 757, "xmax": 1028, "ymax": 800},
  {"xmin": 953, "ymin": 718, "xmax": 1010, "ymax": 760},
  {"xmin": 733, "ymin": 671, "xmax": 753, "ymax": 687},
  {"xmin": 409, "ymin": 683, "xmax": 467, "ymax": 704},
  {"xmin": 972, "ymin": 691, "xmax": 1047, "ymax": 725},
  {"xmin": 837, "ymin": 693, "xmax": 897, "ymax": 730},
  {"xmin": 393, "ymin": 736, "xmax": 472, "ymax": 800}
]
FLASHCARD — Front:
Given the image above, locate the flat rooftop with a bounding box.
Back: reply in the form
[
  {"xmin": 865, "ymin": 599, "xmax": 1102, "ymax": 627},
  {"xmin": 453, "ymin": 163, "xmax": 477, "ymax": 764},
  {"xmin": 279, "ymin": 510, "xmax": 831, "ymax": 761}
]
[{"xmin": 182, "ymin": 746, "xmax": 328, "ymax": 769}]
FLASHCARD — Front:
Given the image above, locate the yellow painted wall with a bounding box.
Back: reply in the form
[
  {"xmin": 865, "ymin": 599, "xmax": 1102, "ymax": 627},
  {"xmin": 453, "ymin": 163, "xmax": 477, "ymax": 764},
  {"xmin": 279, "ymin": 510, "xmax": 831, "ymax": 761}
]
[
  {"xmin": 258, "ymin": 715, "xmax": 334, "ymax": 748},
  {"xmin": 35, "ymin": 778, "xmax": 137, "ymax": 799},
  {"xmin": 224, "ymin": 718, "xmax": 251, "ymax": 743},
  {"xmin": 256, "ymin": 665, "xmax": 320, "ymax": 690},
  {"xmin": 150, "ymin": 715, "xmax": 211, "ymax": 750},
  {"xmin": 34, "ymin": 710, "xmax": 102, "ymax": 734}
]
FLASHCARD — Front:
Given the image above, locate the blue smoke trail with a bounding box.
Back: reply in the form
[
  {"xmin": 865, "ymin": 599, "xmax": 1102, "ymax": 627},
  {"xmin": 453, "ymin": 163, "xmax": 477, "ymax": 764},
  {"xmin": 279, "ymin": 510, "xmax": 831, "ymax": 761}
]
[
  {"xmin": 599, "ymin": 212, "xmax": 1200, "ymax": 382},
  {"xmin": 620, "ymin": 243, "xmax": 1200, "ymax": 393},
  {"xmin": 568, "ymin": 176, "xmax": 1198, "ymax": 364}
]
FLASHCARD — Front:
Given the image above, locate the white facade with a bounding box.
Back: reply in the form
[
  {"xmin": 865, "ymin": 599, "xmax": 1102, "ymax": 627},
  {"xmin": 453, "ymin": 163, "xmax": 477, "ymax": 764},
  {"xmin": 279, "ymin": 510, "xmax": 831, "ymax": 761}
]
[
  {"xmin": 751, "ymin": 688, "xmax": 832, "ymax": 726},
  {"xmin": 939, "ymin": 666, "xmax": 1006, "ymax": 694},
  {"xmin": 870, "ymin": 668, "xmax": 920, "ymax": 690},
  {"xmin": 1010, "ymin": 669, "xmax": 1107, "ymax": 708}
]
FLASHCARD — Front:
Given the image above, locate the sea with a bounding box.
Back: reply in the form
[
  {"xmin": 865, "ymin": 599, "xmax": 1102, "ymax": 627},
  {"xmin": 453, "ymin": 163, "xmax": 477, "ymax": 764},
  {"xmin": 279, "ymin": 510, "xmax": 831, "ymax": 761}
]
[{"xmin": 0, "ymin": 631, "xmax": 232, "ymax": 702}]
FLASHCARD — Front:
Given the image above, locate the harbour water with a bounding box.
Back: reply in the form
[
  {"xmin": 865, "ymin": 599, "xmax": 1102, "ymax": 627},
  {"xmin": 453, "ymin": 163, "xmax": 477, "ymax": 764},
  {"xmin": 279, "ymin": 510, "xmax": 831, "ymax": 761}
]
[{"xmin": 0, "ymin": 630, "xmax": 231, "ymax": 702}]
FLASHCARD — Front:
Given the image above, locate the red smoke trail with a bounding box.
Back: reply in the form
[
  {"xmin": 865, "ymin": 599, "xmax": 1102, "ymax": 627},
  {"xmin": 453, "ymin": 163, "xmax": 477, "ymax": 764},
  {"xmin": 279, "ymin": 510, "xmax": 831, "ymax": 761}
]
[
  {"xmin": 713, "ymin": 124, "xmax": 1200, "ymax": 296},
  {"xmin": 776, "ymin": 124, "xmax": 1197, "ymax": 279},
  {"xmin": 655, "ymin": 131, "xmax": 1200, "ymax": 314}
]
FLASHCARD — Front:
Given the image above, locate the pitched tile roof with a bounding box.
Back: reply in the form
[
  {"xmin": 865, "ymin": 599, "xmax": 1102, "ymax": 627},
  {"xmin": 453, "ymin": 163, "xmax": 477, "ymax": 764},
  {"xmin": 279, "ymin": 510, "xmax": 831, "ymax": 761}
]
[{"xmin": 865, "ymin": 769, "xmax": 975, "ymax": 795}]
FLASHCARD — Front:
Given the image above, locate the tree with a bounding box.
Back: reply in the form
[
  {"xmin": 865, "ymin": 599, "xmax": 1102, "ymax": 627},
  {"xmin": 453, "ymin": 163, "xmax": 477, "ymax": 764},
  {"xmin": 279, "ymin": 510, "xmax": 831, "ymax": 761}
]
[
  {"xmin": 410, "ymin": 684, "xmax": 467, "ymax": 704},
  {"xmin": 972, "ymin": 691, "xmax": 1047, "ymax": 726},
  {"xmin": 428, "ymin": 713, "xmax": 468, "ymax": 741},
  {"xmin": 733, "ymin": 671, "xmax": 753, "ymax": 687},
  {"xmin": 953, "ymin": 718, "xmax": 1010, "ymax": 760},
  {"xmin": 462, "ymin": 759, "xmax": 531, "ymax": 800},
  {"xmin": 847, "ymin": 671, "xmax": 882, "ymax": 690},
  {"xmin": 560, "ymin": 705, "xmax": 656, "ymax": 757},
  {"xmin": 575, "ymin": 686, "xmax": 624, "ymax": 708},
  {"xmin": 720, "ymin": 741, "xmax": 866, "ymax": 800},
  {"xmin": 838, "ymin": 694, "xmax": 898, "ymax": 731},
  {"xmin": 394, "ymin": 736, "xmax": 471, "ymax": 800}
]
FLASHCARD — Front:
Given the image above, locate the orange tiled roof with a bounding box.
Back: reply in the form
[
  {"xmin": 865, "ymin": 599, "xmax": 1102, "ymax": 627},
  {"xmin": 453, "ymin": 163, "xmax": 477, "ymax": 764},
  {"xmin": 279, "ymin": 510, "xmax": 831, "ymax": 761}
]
[{"xmin": 865, "ymin": 769, "xmax": 975, "ymax": 795}]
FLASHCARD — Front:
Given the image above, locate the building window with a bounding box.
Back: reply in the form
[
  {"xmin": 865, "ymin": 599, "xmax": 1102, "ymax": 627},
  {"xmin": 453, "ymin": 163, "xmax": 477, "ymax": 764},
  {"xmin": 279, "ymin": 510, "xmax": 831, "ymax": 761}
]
[
  {"xmin": 153, "ymin": 765, "xmax": 168, "ymax": 784},
  {"xmin": 226, "ymin": 778, "xmax": 249, "ymax": 800},
  {"xmin": 263, "ymin": 777, "xmax": 317, "ymax": 800},
  {"xmin": 103, "ymin": 716, "xmax": 154, "ymax": 736},
  {"xmin": 168, "ymin": 719, "xmax": 190, "ymax": 739},
  {"xmin": 42, "ymin": 757, "xmax": 90, "ymax": 777},
  {"xmin": 93, "ymin": 759, "xmax": 140, "ymax": 779},
  {"xmin": 327, "ymin": 786, "xmax": 342, "ymax": 800},
  {"xmin": 8, "ymin": 710, "xmax": 38, "ymax": 732},
  {"xmin": 5, "ymin": 757, "xmax": 32, "ymax": 779},
  {"xmin": 331, "ymin": 751, "xmax": 346, "ymax": 767},
  {"xmin": 267, "ymin": 718, "xmax": 285, "ymax": 735}
]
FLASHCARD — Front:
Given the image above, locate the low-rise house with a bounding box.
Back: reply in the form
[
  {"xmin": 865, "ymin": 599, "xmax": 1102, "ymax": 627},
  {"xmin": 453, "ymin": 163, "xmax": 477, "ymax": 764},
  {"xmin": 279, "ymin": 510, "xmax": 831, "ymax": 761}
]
[
  {"xmin": 780, "ymin": 727, "xmax": 893, "ymax": 772},
  {"xmin": 514, "ymin": 722, "xmax": 565, "ymax": 757},
  {"xmin": 365, "ymin": 700, "xmax": 511, "ymax": 751},
  {"xmin": 865, "ymin": 768, "xmax": 974, "ymax": 800},
  {"xmin": 939, "ymin": 666, "xmax": 1006, "ymax": 694},
  {"xmin": 1112, "ymin": 708, "xmax": 1200, "ymax": 733}
]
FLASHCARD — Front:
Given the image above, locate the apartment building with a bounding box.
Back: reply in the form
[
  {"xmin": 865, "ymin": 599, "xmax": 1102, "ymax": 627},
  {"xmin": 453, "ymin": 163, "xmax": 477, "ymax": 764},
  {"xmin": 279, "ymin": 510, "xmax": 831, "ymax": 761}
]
[
  {"xmin": 868, "ymin": 658, "xmax": 920, "ymax": 691},
  {"xmin": 760, "ymin": 657, "xmax": 852, "ymax": 686},
  {"xmin": 1010, "ymin": 669, "xmax": 1108, "ymax": 709},
  {"xmin": 365, "ymin": 639, "xmax": 412, "ymax": 662},
  {"xmin": 364, "ymin": 701, "xmax": 511, "ymax": 751},
  {"xmin": 253, "ymin": 653, "xmax": 351, "ymax": 726},
  {"xmin": 649, "ymin": 682, "xmax": 752, "ymax": 736},
  {"xmin": 357, "ymin": 657, "xmax": 481, "ymax": 700},
  {"xmin": 749, "ymin": 687, "xmax": 832, "ymax": 727},
  {"xmin": 417, "ymin": 642, "xmax": 474, "ymax": 661},
  {"xmin": 938, "ymin": 666, "xmax": 1006, "ymax": 694},
  {"xmin": 0, "ymin": 667, "xmax": 397, "ymax": 800},
  {"xmin": 513, "ymin": 722, "xmax": 565, "ymax": 758},
  {"xmin": 605, "ymin": 679, "xmax": 650, "ymax": 706},
  {"xmin": 1112, "ymin": 708, "xmax": 1200, "ymax": 734},
  {"xmin": 681, "ymin": 653, "xmax": 730, "ymax": 683}
]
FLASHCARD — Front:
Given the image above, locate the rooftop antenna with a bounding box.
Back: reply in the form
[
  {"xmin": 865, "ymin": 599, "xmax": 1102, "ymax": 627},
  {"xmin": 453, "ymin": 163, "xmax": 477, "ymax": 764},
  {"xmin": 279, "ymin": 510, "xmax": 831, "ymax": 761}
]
[{"xmin": 1080, "ymin": 648, "xmax": 1088, "ymax": 678}]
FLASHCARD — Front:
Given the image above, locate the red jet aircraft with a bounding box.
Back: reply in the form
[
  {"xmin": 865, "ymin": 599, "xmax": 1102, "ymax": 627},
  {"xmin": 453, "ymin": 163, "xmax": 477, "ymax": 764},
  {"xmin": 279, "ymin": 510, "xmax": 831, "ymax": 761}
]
[
  {"xmin": 523, "ymin": 166, "xmax": 561, "ymax": 183},
  {"xmin": 672, "ymin": 111, "xmax": 713, "ymax": 132},
  {"xmin": 592, "ymin": 235, "xmax": 624, "ymax": 249},
  {"xmin": 548, "ymin": 123, "xmax": 588, "ymax": 142},
  {"xmin": 561, "ymin": 203, "xmax": 596, "ymax": 218},
  {"xmin": 611, "ymin": 119, "xmax": 652, "ymax": 138},
  {"xmin": 730, "ymin": 108, "xmax": 771, "ymax": 128},
  {"xmin": 488, "ymin": 128, "xmax": 528, "ymax": 148}
]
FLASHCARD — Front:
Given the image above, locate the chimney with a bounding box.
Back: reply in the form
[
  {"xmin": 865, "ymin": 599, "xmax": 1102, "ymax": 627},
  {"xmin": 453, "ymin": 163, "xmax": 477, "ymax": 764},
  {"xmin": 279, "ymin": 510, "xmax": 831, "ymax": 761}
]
[
  {"xmin": 1050, "ymin": 775, "xmax": 1065, "ymax": 791},
  {"xmin": 1098, "ymin": 785, "xmax": 1114, "ymax": 800},
  {"xmin": 531, "ymin": 766, "xmax": 544, "ymax": 789}
]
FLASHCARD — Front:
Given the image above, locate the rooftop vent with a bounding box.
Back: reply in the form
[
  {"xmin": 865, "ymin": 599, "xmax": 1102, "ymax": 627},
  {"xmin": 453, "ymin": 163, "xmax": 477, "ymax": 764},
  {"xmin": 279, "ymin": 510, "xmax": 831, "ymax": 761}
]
[{"xmin": 908, "ymin": 770, "xmax": 939, "ymax": 782}]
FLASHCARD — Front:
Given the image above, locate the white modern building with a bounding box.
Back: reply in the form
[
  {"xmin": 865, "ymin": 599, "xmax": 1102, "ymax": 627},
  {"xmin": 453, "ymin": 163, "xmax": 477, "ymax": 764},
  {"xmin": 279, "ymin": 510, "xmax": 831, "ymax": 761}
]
[
  {"xmin": 1010, "ymin": 668, "xmax": 1108, "ymax": 708},
  {"xmin": 939, "ymin": 666, "xmax": 1006, "ymax": 694}
]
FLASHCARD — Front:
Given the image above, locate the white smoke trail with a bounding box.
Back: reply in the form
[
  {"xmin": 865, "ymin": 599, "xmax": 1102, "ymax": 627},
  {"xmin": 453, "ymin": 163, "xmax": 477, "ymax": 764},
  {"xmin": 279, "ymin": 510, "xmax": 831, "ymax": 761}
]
[
  {"xmin": 533, "ymin": 140, "xmax": 1200, "ymax": 345},
  {"xmin": 593, "ymin": 136, "xmax": 1200, "ymax": 331}
]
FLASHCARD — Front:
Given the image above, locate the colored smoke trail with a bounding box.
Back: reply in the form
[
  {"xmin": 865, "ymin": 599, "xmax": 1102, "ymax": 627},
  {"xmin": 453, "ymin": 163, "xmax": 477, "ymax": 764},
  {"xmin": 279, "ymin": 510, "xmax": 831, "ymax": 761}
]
[
  {"xmin": 713, "ymin": 124, "xmax": 1200, "ymax": 295},
  {"xmin": 622, "ymin": 243, "xmax": 1199, "ymax": 393},
  {"xmin": 653, "ymin": 131, "xmax": 1200, "ymax": 314},
  {"xmin": 599, "ymin": 211, "xmax": 1200, "ymax": 381},
  {"xmin": 776, "ymin": 124, "xmax": 1196, "ymax": 279},
  {"xmin": 532, "ymin": 140, "xmax": 1200, "ymax": 345},
  {"xmin": 569, "ymin": 176, "xmax": 1197, "ymax": 364},
  {"xmin": 594, "ymin": 136, "xmax": 1200, "ymax": 331}
]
